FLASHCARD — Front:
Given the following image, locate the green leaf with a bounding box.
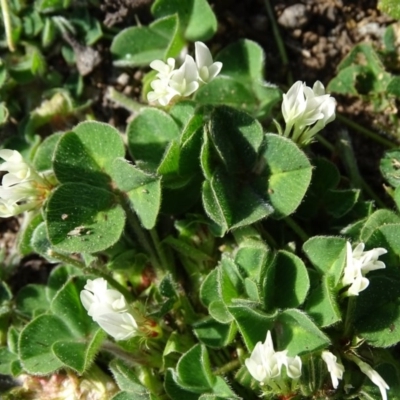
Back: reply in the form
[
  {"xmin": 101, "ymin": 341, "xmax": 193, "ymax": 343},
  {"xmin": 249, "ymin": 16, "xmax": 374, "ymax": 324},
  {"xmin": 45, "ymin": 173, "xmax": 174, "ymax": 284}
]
[
  {"xmin": 22, "ymin": 10, "xmax": 43, "ymax": 37},
  {"xmin": 18, "ymin": 212, "xmax": 44, "ymax": 256},
  {"xmin": 163, "ymin": 236, "xmax": 211, "ymax": 262},
  {"xmin": 111, "ymin": 15, "xmax": 184, "ymax": 67},
  {"xmin": 380, "ymin": 149, "xmax": 400, "ymax": 187},
  {"xmin": 218, "ymin": 256, "xmax": 243, "ymax": 304},
  {"xmin": 46, "ymin": 183, "xmax": 125, "ymax": 253},
  {"xmin": 165, "ymin": 369, "xmax": 199, "ymax": 400},
  {"xmin": 46, "ymin": 265, "xmax": 83, "ymax": 300},
  {"xmin": 19, "ymin": 314, "xmax": 70, "ymax": 374},
  {"xmin": 325, "ymin": 189, "xmax": 360, "ymax": 218},
  {"xmin": 169, "ymin": 100, "xmax": 197, "ymax": 129},
  {"xmin": 366, "ymin": 223, "xmax": 400, "ymax": 277},
  {"xmin": 0, "ymin": 103, "xmax": 9, "ymax": 126},
  {"xmin": 52, "ymin": 328, "xmax": 105, "ymax": 374},
  {"xmin": 193, "ymin": 317, "xmax": 236, "ymax": 348},
  {"xmin": 15, "ymin": 284, "xmax": 50, "ymax": 317},
  {"xmin": 127, "ymin": 108, "xmax": 180, "ymax": 170},
  {"xmin": 200, "ymin": 269, "xmax": 220, "ymax": 307},
  {"xmin": 110, "ymin": 359, "xmax": 149, "ymax": 394},
  {"xmin": 195, "ymin": 40, "xmax": 282, "ymax": 118},
  {"xmin": 305, "ymin": 276, "xmax": 341, "ymax": 327},
  {"xmin": 297, "ymin": 158, "xmax": 340, "ymax": 218},
  {"xmin": 0, "ymin": 347, "xmax": 18, "ymax": 375},
  {"xmin": 202, "ymin": 168, "xmax": 274, "ymax": 232},
  {"xmin": 208, "ymin": 106, "xmax": 264, "ymax": 172},
  {"xmin": 176, "ymin": 344, "xmax": 215, "ymax": 391},
  {"xmin": 152, "ymin": 0, "xmax": 217, "ymax": 41},
  {"xmin": 275, "ymin": 309, "xmax": 330, "ymax": 356},
  {"xmin": 360, "ymin": 210, "xmax": 400, "ymax": 243},
  {"xmin": 229, "ymin": 305, "xmax": 329, "ymax": 355},
  {"xmin": 234, "ymin": 237, "xmax": 271, "ymax": 279},
  {"xmin": 33, "ymin": 132, "xmax": 63, "ymax": 171},
  {"xmin": 31, "ymin": 221, "xmax": 60, "ymax": 262},
  {"xmin": 378, "ymin": 0, "xmax": 400, "ymax": 19},
  {"xmin": 35, "ymin": 0, "xmax": 71, "ymax": 12},
  {"xmin": 53, "ymin": 121, "xmax": 125, "ymax": 187},
  {"xmin": 260, "ymin": 134, "xmax": 312, "ymax": 218},
  {"xmin": 387, "ymin": 76, "xmax": 400, "ymax": 98},
  {"xmin": 228, "ymin": 304, "xmax": 274, "ymax": 350},
  {"xmin": 111, "ymin": 159, "xmax": 161, "ymax": 229},
  {"xmin": 303, "ymin": 236, "xmax": 347, "ymax": 285},
  {"xmin": 209, "ymin": 301, "xmax": 233, "ymax": 324},
  {"xmin": 354, "ymin": 276, "xmax": 400, "ymax": 347},
  {"xmin": 263, "ymin": 250, "xmax": 310, "ymax": 310},
  {"xmin": 328, "ymin": 44, "xmax": 391, "ymax": 96},
  {"xmin": 51, "ymin": 275, "xmax": 98, "ymax": 337}
]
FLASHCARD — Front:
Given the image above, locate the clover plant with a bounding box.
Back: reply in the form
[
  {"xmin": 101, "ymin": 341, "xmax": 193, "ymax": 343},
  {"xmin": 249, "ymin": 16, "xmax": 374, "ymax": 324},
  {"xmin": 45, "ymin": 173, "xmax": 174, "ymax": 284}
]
[{"xmin": 1, "ymin": 1, "xmax": 400, "ymax": 400}]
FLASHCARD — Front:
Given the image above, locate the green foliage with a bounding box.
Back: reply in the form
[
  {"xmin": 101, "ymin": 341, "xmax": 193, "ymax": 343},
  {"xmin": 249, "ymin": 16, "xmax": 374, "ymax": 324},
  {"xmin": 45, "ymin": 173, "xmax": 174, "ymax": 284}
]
[
  {"xmin": 1, "ymin": 2, "xmax": 400, "ymax": 400},
  {"xmin": 378, "ymin": 0, "xmax": 400, "ymax": 18},
  {"xmin": 111, "ymin": 15, "xmax": 184, "ymax": 67},
  {"xmin": 19, "ymin": 276, "xmax": 105, "ymax": 375},
  {"xmin": 195, "ymin": 40, "xmax": 282, "ymax": 119},
  {"xmin": 151, "ymin": 0, "xmax": 217, "ymax": 42}
]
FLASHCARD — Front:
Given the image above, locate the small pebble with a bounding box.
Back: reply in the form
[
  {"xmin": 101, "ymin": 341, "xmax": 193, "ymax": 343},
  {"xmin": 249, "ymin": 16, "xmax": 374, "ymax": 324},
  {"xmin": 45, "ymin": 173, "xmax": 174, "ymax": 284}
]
[
  {"xmin": 116, "ymin": 73, "xmax": 130, "ymax": 86},
  {"xmin": 278, "ymin": 4, "xmax": 310, "ymax": 29}
]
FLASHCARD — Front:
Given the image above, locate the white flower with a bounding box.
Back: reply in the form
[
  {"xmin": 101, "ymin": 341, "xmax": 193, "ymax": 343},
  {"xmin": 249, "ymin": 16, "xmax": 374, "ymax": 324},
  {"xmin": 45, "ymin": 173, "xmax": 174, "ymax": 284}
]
[
  {"xmin": 147, "ymin": 42, "xmax": 222, "ymax": 106},
  {"xmin": 342, "ymin": 242, "xmax": 387, "ymax": 296},
  {"xmin": 321, "ymin": 351, "xmax": 344, "ymax": 389},
  {"xmin": 147, "ymin": 78, "xmax": 180, "ymax": 107},
  {"xmin": 357, "ymin": 360, "xmax": 389, "ymax": 400},
  {"xmin": 282, "ymin": 81, "xmax": 336, "ymax": 145},
  {"xmin": 195, "ymin": 41, "xmax": 222, "ymax": 84},
  {"xmin": 80, "ymin": 278, "xmax": 138, "ymax": 341},
  {"xmin": 351, "ymin": 242, "xmax": 387, "ymax": 274},
  {"xmin": 150, "ymin": 57, "xmax": 175, "ymax": 81},
  {"xmin": 169, "ymin": 55, "xmax": 199, "ymax": 97},
  {"xmin": 284, "ymin": 354, "xmax": 302, "ymax": 379},
  {"xmin": 0, "ymin": 149, "xmax": 50, "ymax": 218},
  {"xmin": 245, "ymin": 331, "xmax": 302, "ymax": 386}
]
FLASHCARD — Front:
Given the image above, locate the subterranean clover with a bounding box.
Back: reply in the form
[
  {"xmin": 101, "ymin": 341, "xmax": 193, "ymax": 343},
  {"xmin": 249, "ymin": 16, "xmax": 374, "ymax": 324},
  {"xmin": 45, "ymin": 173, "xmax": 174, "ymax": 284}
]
[
  {"xmin": 147, "ymin": 41, "xmax": 222, "ymax": 106},
  {"xmin": 0, "ymin": 149, "xmax": 52, "ymax": 218}
]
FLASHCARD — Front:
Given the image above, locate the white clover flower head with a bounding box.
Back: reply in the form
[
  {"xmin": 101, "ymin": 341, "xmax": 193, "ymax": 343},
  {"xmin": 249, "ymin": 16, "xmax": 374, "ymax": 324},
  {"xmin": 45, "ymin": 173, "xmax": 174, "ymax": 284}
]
[
  {"xmin": 342, "ymin": 242, "xmax": 387, "ymax": 296},
  {"xmin": 169, "ymin": 55, "xmax": 199, "ymax": 97},
  {"xmin": 282, "ymin": 80, "xmax": 336, "ymax": 145},
  {"xmin": 0, "ymin": 149, "xmax": 50, "ymax": 218},
  {"xmin": 147, "ymin": 78, "xmax": 180, "ymax": 107},
  {"xmin": 147, "ymin": 42, "xmax": 222, "ymax": 106},
  {"xmin": 321, "ymin": 351, "xmax": 345, "ymax": 389},
  {"xmin": 245, "ymin": 331, "xmax": 302, "ymax": 387},
  {"xmin": 357, "ymin": 360, "xmax": 389, "ymax": 400},
  {"xmin": 150, "ymin": 57, "xmax": 176, "ymax": 80},
  {"xmin": 80, "ymin": 278, "xmax": 138, "ymax": 341},
  {"xmin": 195, "ymin": 41, "xmax": 223, "ymax": 84},
  {"xmin": 284, "ymin": 354, "xmax": 302, "ymax": 379}
]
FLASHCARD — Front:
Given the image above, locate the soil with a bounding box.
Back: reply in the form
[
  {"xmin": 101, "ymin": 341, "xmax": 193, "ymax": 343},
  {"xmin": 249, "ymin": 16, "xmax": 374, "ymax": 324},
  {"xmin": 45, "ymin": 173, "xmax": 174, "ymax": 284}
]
[{"xmin": 0, "ymin": 1, "xmax": 397, "ymax": 286}]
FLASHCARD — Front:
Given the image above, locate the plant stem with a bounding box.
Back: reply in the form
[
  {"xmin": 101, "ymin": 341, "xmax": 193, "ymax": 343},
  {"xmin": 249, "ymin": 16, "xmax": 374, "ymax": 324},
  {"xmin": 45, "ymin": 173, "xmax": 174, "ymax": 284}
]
[
  {"xmin": 343, "ymin": 297, "xmax": 357, "ymax": 338},
  {"xmin": 315, "ymin": 134, "xmax": 335, "ymax": 152},
  {"xmin": 264, "ymin": 0, "xmax": 293, "ymax": 85},
  {"xmin": 107, "ymin": 87, "xmax": 146, "ymax": 114},
  {"xmin": 337, "ymin": 114, "xmax": 397, "ymax": 148},
  {"xmin": 284, "ymin": 216, "xmax": 309, "ymax": 242},
  {"xmin": 1, "ymin": 0, "xmax": 15, "ymax": 51},
  {"xmin": 46, "ymin": 250, "xmax": 86, "ymax": 269},
  {"xmin": 102, "ymin": 341, "xmax": 162, "ymax": 369},
  {"xmin": 150, "ymin": 228, "xmax": 175, "ymax": 275},
  {"xmin": 124, "ymin": 204, "xmax": 163, "ymax": 271},
  {"xmin": 214, "ymin": 358, "xmax": 241, "ymax": 375},
  {"xmin": 338, "ymin": 130, "xmax": 387, "ymax": 208}
]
